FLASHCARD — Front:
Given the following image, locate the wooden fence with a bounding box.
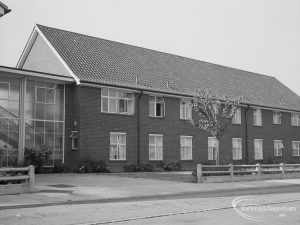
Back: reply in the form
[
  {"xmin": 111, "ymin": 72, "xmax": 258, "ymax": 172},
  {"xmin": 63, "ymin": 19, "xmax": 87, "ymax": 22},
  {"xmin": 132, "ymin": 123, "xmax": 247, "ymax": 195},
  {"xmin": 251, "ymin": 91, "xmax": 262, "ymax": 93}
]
[
  {"xmin": 0, "ymin": 165, "xmax": 35, "ymax": 195},
  {"xmin": 196, "ymin": 163, "xmax": 300, "ymax": 183}
]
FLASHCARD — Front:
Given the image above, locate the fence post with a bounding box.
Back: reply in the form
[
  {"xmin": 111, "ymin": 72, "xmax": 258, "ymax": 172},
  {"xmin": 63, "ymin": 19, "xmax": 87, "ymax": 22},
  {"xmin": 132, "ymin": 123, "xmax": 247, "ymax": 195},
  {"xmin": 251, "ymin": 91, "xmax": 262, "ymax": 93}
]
[
  {"xmin": 28, "ymin": 165, "xmax": 35, "ymax": 191},
  {"xmin": 197, "ymin": 164, "xmax": 203, "ymax": 183},
  {"xmin": 280, "ymin": 163, "xmax": 285, "ymax": 176},
  {"xmin": 229, "ymin": 164, "xmax": 234, "ymax": 182},
  {"xmin": 256, "ymin": 163, "xmax": 261, "ymax": 180}
]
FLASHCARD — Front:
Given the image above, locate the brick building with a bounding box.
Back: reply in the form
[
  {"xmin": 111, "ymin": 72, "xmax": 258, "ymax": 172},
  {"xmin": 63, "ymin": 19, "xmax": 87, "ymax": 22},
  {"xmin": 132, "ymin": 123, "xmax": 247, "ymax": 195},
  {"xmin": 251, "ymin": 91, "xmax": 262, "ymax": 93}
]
[{"xmin": 1, "ymin": 24, "xmax": 300, "ymax": 170}]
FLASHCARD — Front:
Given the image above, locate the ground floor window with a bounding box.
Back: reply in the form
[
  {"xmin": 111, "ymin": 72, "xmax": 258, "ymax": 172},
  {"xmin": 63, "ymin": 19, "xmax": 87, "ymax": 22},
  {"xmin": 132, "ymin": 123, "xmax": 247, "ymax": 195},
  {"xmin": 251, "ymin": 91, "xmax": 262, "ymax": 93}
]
[
  {"xmin": 274, "ymin": 140, "xmax": 284, "ymax": 157},
  {"xmin": 232, "ymin": 138, "xmax": 242, "ymax": 160},
  {"xmin": 180, "ymin": 136, "xmax": 192, "ymax": 160},
  {"xmin": 292, "ymin": 141, "xmax": 300, "ymax": 156},
  {"xmin": 149, "ymin": 134, "xmax": 163, "ymax": 160},
  {"xmin": 208, "ymin": 137, "xmax": 218, "ymax": 160},
  {"xmin": 254, "ymin": 139, "xmax": 263, "ymax": 160},
  {"xmin": 110, "ymin": 132, "xmax": 126, "ymax": 160},
  {"xmin": 0, "ymin": 77, "xmax": 20, "ymax": 167}
]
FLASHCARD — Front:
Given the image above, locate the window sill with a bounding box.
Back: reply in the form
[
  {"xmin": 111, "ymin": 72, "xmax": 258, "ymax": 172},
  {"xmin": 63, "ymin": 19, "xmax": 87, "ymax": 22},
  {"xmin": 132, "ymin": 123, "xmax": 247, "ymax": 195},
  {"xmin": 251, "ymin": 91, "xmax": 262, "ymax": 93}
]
[
  {"xmin": 109, "ymin": 159, "xmax": 127, "ymax": 162},
  {"xmin": 101, "ymin": 111, "xmax": 134, "ymax": 116},
  {"xmin": 71, "ymin": 148, "xmax": 78, "ymax": 151},
  {"xmin": 272, "ymin": 123, "xmax": 281, "ymax": 125},
  {"xmin": 149, "ymin": 159, "xmax": 163, "ymax": 161},
  {"xmin": 292, "ymin": 155, "xmax": 300, "ymax": 157},
  {"xmin": 232, "ymin": 123, "xmax": 242, "ymax": 125},
  {"xmin": 253, "ymin": 125, "xmax": 263, "ymax": 127},
  {"xmin": 180, "ymin": 159, "xmax": 193, "ymax": 161},
  {"xmin": 149, "ymin": 116, "xmax": 165, "ymax": 119}
]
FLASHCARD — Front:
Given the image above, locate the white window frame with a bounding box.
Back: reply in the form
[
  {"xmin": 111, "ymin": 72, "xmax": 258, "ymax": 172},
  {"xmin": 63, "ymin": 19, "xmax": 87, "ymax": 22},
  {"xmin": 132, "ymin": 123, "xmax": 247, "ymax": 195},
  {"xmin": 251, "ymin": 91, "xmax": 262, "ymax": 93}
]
[
  {"xmin": 232, "ymin": 107, "xmax": 241, "ymax": 124},
  {"xmin": 291, "ymin": 113, "xmax": 300, "ymax": 126},
  {"xmin": 149, "ymin": 96, "xmax": 165, "ymax": 117},
  {"xmin": 292, "ymin": 141, "xmax": 300, "ymax": 156},
  {"xmin": 101, "ymin": 88, "xmax": 134, "ymax": 115},
  {"xmin": 273, "ymin": 112, "xmax": 282, "ymax": 125},
  {"xmin": 208, "ymin": 137, "xmax": 218, "ymax": 160},
  {"xmin": 254, "ymin": 139, "xmax": 263, "ymax": 160},
  {"xmin": 253, "ymin": 108, "xmax": 262, "ymax": 126},
  {"xmin": 180, "ymin": 136, "xmax": 193, "ymax": 160},
  {"xmin": 180, "ymin": 100, "xmax": 192, "ymax": 120},
  {"xmin": 149, "ymin": 134, "xmax": 163, "ymax": 160},
  {"xmin": 232, "ymin": 138, "xmax": 242, "ymax": 160},
  {"xmin": 70, "ymin": 131, "xmax": 78, "ymax": 150},
  {"xmin": 274, "ymin": 140, "xmax": 283, "ymax": 157},
  {"xmin": 109, "ymin": 132, "xmax": 126, "ymax": 160}
]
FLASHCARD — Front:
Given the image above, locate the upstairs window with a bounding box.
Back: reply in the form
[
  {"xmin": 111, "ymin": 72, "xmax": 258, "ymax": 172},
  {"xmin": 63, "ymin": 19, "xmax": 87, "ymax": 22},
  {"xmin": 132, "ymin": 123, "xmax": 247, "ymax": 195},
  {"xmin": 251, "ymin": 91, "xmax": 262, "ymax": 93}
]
[
  {"xmin": 208, "ymin": 137, "xmax": 218, "ymax": 160},
  {"xmin": 149, "ymin": 96, "xmax": 165, "ymax": 117},
  {"xmin": 232, "ymin": 107, "xmax": 241, "ymax": 124},
  {"xmin": 253, "ymin": 108, "xmax": 262, "ymax": 126},
  {"xmin": 101, "ymin": 88, "xmax": 134, "ymax": 115},
  {"xmin": 291, "ymin": 113, "xmax": 300, "ymax": 126},
  {"xmin": 292, "ymin": 141, "xmax": 300, "ymax": 156},
  {"xmin": 180, "ymin": 100, "xmax": 192, "ymax": 120},
  {"xmin": 110, "ymin": 132, "xmax": 126, "ymax": 160},
  {"xmin": 232, "ymin": 138, "xmax": 242, "ymax": 160},
  {"xmin": 254, "ymin": 139, "xmax": 263, "ymax": 160},
  {"xmin": 180, "ymin": 136, "xmax": 192, "ymax": 160},
  {"xmin": 274, "ymin": 140, "xmax": 284, "ymax": 157},
  {"xmin": 273, "ymin": 112, "xmax": 282, "ymax": 125}
]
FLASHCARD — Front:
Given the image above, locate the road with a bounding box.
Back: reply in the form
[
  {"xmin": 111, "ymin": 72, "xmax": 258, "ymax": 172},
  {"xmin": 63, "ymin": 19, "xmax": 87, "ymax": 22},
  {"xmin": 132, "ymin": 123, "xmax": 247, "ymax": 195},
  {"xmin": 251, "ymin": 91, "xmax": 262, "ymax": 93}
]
[{"xmin": 1, "ymin": 191, "xmax": 299, "ymax": 225}]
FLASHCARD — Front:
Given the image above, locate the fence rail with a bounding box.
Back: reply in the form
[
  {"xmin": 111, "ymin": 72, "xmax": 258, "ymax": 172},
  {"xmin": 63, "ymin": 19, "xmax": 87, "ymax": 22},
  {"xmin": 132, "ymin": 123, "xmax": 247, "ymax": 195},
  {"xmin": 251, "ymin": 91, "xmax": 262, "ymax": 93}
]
[
  {"xmin": 0, "ymin": 165, "xmax": 35, "ymax": 195},
  {"xmin": 196, "ymin": 163, "xmax": 300, "ymax": 183}
]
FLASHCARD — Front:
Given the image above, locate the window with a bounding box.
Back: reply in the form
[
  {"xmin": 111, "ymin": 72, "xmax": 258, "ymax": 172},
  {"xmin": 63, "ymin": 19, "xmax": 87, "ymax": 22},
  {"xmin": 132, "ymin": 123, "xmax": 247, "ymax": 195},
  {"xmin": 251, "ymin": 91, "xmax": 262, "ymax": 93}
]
[
  {"xmin": 232, "ymin": 138, "xmax": 242, "ymax": 160},
  {"xmin": 149, "ymin": 134, "xmax": 163, "ymax": 160},
  {"xmin": 110, "ymin": 132, "xmax": 126, "ymax": 160},
  {"xmin": 274, "ymin": 140, "xmax": 284, "ymax": 157},
  {"xmin": 291, "ymin": 113, "xmax": 300, "ymax": 126},
  {"xmin": 232, "ymin": 107, "xmax": 241, "ymax": 124},
  {"xmin": 101, "ymin": 88, "xmax": 134, "ymax": 115},
  {"xmin": 292, "ymin": 141, "xmax": 300, "ymax": 156},
  {"xmin": 149, "ymin": 96, "xmax": 164, "ymax": 117},
  {"xmin": 25, "ymin": 81, "xmax": 65, "ymax": 167},
  {"xmin": 180, "ymin": 136, "xmax": 192, "ymax": 160},
  {"xmin": 253, "ymin": 108, "xmax": 262, "ymax": 126},
  {"xmin": 180, "ymin": 100, "xmax": 192, "ymax": 120},
  {"xmin": 273, "ymin": 112, "xmax": 282, "ymax": 125},
  {"xmin": 208, "ymin": 137, "xmax": 218, "ymax": 160},
  {"xmin": 254, "ymin": 139, "xmax": 263, "ymax": 160}
]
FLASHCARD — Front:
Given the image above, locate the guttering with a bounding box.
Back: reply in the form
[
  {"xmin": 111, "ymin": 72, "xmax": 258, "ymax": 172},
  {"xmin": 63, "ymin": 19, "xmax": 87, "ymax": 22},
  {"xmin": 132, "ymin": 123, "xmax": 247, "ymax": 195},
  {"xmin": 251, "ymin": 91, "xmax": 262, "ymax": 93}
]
[
  {"xmin": 0, "ymin": 66, "xmax": 74, "ymax": 82},
  {"xmin": 244, "ymin": 105, "xmax": 250, "ymax": 163},
  {"xmin": 137, "ymin": 92, "xmax": 143, "ymax": 167}
]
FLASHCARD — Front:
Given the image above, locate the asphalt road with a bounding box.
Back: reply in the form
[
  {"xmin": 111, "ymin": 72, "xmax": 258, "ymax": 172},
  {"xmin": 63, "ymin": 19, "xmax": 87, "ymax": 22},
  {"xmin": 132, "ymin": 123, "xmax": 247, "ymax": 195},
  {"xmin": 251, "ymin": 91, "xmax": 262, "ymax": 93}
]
[{"xmin": 1, "ymin": 190, "xmax": 300, "ymax": 225}]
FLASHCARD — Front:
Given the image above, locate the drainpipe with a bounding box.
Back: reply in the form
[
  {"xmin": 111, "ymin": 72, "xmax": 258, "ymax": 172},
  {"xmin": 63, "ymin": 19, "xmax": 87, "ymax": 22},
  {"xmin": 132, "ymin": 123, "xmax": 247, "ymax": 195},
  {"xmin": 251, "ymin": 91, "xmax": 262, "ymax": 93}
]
[
  {"xmin": 137, "ymin": 91, "xmax": 143, "ymax": 167},
  {"xmin": 245, "ymin": 105, "xmax": 250, "ymax": 164}
]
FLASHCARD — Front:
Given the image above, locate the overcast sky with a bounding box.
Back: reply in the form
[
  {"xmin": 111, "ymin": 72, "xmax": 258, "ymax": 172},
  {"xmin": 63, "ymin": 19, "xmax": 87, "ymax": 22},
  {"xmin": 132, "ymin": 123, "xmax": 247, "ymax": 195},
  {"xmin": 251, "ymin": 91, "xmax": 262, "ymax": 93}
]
[{"xmin": 0, "ymin": 0, "xmax": 299, "ymax": 95}]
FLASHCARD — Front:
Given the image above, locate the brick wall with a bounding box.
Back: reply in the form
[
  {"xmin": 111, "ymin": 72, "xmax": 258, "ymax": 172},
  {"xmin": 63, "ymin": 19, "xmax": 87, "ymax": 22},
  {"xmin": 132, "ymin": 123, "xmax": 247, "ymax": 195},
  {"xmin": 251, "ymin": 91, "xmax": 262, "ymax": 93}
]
[{"xmin": 64, "ymin": 85, "xmax": 300, "ymax": 171}]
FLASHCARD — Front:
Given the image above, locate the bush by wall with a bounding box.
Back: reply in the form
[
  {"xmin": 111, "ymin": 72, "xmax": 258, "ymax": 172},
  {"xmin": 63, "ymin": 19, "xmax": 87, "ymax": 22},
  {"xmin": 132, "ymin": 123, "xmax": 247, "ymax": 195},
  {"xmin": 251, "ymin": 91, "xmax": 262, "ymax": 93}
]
[
  {"xmin": 160, "ymin": 160, "xmax": 181, "ymax": 171},
  {"xmin": 77, "ymin": 159, "xmax": 110, "ymax": 173}
]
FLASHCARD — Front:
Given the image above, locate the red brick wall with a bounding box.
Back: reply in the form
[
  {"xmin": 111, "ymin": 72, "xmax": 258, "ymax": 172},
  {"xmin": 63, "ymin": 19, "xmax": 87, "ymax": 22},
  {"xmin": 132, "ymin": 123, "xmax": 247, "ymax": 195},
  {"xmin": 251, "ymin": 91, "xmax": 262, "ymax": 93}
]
[{"xmin": 64, "ymin": 85, "xmax": 300, "ymax": 171}]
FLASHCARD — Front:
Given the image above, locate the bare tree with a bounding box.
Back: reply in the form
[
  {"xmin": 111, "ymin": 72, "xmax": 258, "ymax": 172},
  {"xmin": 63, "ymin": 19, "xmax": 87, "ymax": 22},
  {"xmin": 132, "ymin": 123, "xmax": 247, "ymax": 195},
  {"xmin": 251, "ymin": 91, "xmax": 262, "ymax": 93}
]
[{"xmin": 188, "ymin": 89, "xmax": 241, "ymax": 165}]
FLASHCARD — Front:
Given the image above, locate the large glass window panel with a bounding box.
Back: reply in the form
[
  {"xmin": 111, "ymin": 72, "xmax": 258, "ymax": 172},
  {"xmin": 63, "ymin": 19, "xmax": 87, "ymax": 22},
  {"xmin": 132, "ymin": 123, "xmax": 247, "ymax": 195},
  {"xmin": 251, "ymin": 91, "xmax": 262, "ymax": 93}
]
[
  {"xmin": 36, "ymin": 87, "xmax": 46, "ymax": 103},
  {"xmin": 46, "ymin": 88, "xmax": 55, "ymax": 104},
  {"xmin": 36, "ymin": 103, "xmax": 45, "ymax": 120},
  {"xmin": 45, "ymin": 104, "xmax": 55, "ymax": 120},
  {"xmin": 0, "ymin": 82, "xmax": 9, "ymax": 99},
  {"xmin": 8, "ymin": 101, "xmax": 19, "ymax": 117}
]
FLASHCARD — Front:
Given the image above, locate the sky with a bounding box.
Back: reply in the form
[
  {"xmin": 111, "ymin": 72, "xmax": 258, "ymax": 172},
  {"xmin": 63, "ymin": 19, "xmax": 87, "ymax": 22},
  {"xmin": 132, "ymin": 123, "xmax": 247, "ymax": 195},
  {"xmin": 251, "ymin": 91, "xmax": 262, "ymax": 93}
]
[{"xmin": 0, "ymin": 0, "xmax": 300, "ymax": 95}]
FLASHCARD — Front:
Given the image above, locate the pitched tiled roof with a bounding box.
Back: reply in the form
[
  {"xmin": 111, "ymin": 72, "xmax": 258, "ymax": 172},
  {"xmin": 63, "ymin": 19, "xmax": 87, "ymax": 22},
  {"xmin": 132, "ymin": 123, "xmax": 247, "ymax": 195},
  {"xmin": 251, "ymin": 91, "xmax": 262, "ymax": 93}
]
[{"xmin": 37, "ymin": 24, "xmax": 300, "ymax": 111}]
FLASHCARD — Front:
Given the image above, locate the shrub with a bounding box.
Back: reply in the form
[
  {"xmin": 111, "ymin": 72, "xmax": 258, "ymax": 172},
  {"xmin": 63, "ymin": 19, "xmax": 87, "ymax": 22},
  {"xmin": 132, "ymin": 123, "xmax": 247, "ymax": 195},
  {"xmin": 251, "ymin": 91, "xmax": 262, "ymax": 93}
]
[
  {"xmin": 24, "ymin": 145, "xmax": 50, "ymax": 173},
  {"xmin": 139, "ymin": 163, "xmax": 154, "ymax": 172},
  {"xmin": 52, "ymin": 164, "xmax": 71, "ymax": 173},
  {"xmin": 123, "ymin": 164, "xmax": 140, "ymax": 172},
  {"xmin": 123, "ymin": 163, "xmax": 154, "ymax": 172},
  {"xmin": 160, "ymin": 160, "xmax": 181, "ymax": 171},
  {"xmin": 77, "ymin": 159, "xmax": 110, "ymax": 173}
]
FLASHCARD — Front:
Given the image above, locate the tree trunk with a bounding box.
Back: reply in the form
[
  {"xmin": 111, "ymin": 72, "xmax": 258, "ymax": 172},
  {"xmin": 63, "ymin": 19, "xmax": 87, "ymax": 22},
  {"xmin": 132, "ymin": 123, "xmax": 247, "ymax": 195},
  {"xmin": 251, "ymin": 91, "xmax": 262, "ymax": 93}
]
[{"xmin": 216, "ymin": 138, "xmax": 220, "ymax": 165}]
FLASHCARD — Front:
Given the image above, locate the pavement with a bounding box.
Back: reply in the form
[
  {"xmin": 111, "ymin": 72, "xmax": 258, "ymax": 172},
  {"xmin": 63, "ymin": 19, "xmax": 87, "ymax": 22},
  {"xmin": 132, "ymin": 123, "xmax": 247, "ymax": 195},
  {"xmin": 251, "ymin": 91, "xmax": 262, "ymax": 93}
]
[{"xmin": 0, "ymin": 172, "xmax": 300, "ymax": 210}]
